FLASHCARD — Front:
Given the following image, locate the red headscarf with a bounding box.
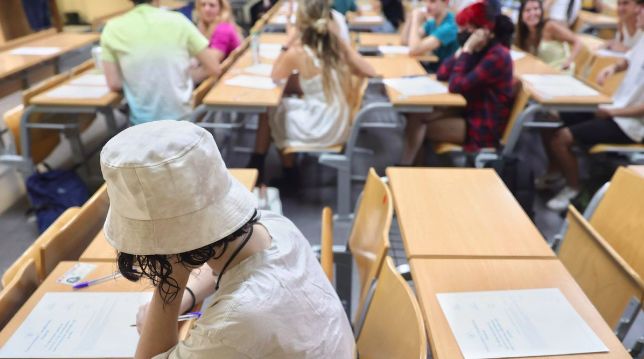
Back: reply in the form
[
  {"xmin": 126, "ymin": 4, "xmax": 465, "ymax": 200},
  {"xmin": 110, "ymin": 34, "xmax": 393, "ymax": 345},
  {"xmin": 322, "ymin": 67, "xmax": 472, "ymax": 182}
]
[{"xmin": 456, "ymin": 1, "xmax": 496, "ymax": 30}]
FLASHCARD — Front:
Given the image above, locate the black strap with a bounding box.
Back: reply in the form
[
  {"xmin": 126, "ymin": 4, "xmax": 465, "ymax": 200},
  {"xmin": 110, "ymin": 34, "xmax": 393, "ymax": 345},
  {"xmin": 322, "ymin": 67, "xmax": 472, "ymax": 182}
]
[
  {"xmin": 215, "ymin": 225, "xmax": 255, "ymax": 291},
  {"xmin": 182, "ymin": 287, "xmax": 196, "ymax": 315}
]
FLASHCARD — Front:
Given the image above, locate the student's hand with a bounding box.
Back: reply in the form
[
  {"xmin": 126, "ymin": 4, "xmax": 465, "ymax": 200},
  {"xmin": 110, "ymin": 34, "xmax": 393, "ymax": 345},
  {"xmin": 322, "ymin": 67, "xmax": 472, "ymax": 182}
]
[
  {"xmin": 412, "ymin": 8, "xmax": 426, "ymax": 23},
  {"xmin": 135, "ymin": 303, "xmax": 150, "ymax": 334},
  {"xmin": 596, "ymin": 65, "xmax": 615, "ymax": 86},
  {"xmin": 561, "ymin": 58, "xmax": 573, "ymax": 70},
  {"xmin": 463, "ymin": 29, "xmax": 489, "ymax": 53},
  {"xmin": 596, "ymin": 107, "xmax": 613, "ymax": 119}
]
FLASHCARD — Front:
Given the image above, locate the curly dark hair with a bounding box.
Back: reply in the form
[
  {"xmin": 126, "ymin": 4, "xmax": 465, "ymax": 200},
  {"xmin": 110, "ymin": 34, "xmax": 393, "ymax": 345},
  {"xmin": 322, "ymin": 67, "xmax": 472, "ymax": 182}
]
[{"xmin": 117, "ymin": 210, "xmax": 259, "ymax": 305}]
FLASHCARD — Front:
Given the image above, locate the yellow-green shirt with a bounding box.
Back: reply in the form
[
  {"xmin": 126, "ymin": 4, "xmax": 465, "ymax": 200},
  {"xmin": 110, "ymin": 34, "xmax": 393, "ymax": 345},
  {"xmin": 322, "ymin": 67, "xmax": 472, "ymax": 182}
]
[{"xmin": 101, "ymin": 4, "xmax": 208, "ymax": 124}]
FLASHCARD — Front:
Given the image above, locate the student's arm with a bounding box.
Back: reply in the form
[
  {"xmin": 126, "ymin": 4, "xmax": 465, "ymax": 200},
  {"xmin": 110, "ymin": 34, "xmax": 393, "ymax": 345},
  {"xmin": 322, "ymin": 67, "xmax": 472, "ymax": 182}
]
[
  {"xmin": 195, "ymin": 48, "xmax": 223, "ymax": 77},
  {"xmin": 596, "ymin": 58, "xmax": 628, "ymax": 85},
  {"xmin": 604, "ymin": 103, "xmax": 644, "ymax": 118},
  {"xmin": 271, "ymin": 47, "xmax": 299, "ymax": 82},
  {"xmin": 103, "ymin": 61, "xmax": 123, "ymax": 92},
  {"xmin": 331, "ymin": 25, "xmax": 377, "ymax": 77},
  {"xmin": 134, "ymin": 260, "xmax": 192, "ymax": 359},
  {"xmin": 545, "ymin": 20, "xmax": 582, "ymax": 70},
  {"xmin": 399, "ymin": 9, "xmax": 416, "ymax": 45},
  {"xmin": 408, "ymin": 10, "xmax": 440, "ymax": 56}
]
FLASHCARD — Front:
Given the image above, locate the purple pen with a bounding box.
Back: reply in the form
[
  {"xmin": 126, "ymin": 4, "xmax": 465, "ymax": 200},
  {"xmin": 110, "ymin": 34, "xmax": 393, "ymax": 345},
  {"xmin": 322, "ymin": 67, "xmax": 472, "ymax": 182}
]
[{"xmin": 72, "ymin": 272, "xmax": 122, "ymax": 289}]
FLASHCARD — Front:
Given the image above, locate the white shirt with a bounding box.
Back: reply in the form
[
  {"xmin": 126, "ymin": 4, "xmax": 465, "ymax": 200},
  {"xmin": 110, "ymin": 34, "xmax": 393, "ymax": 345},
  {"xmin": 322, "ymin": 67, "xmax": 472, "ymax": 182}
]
[
  {"xmin": 616, "ymin": 24, "xmax": 643, "ymax": 49},
  {"xmin": 602, "ymin": 37, "xmax": 644, "ymax": 143},
  {"xmin": 548, "ymin": 0, "xmax": 581, "ymax": 26},
  {"xmin": 154, "ymin": 211, "xmax": 355, "ymax": 359}
]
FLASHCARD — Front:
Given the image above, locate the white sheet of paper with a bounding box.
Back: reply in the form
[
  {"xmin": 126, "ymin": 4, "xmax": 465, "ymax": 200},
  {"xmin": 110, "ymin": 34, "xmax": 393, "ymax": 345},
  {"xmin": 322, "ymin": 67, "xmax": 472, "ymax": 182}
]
[
  {"xmin": 510, "ymin": 50, "xmax": 526, "ymax": 61},
  {"xmin": 69, "ymin": 74, "xmax": 108, "ymax": 87},
  {"xmin": 9, "ymin": 47, "xmax": 60, "ymax": 56},
  {"xmin": 378, "ymin": 45, "xmax": 410, "ymax": 55},
  {"xmin": 56, "ymin": 263, "xmax": 97, "ymax": 286},
  {"xmin": 383, "ymin": 77, "xmax": 447, "ymax": 97},
  {"xmin": 353, "ymin": 15, "xmax": 384, "ymax": 23},
  {"xmin": 0, "ymin": 292, "xmax": 153, "ymax": 358},
  {"xmin": 225, "ymin": 75, "xmax": 277, "ymax": 90},
  {"xmin": 260, "ymin": 44, "xmax": 282, "ymax": 60},
  {"xmin": 437, "ymin": 288, "xmax": 609, "ymax": 359},
  {"xmin": 521, "ymin": 74, "xmax": 600, "ymax": 98},
  {"xmin": 359, "ymin": 3, "xmax": 374, "ymax": 11},
  {"xmin": 243, "ymin": 63, "xmax": 273, "ymax": 77},
  {"xmin": 595, "ymin": 49, "xmax": 626, "ymax": 58},
  {"xmin": 45, "ymin": 85, "xmax": 110, "ymax": 99},
  {"xmin": 272, "ymin": 14, "xmax": 296, "ymax": 24}
]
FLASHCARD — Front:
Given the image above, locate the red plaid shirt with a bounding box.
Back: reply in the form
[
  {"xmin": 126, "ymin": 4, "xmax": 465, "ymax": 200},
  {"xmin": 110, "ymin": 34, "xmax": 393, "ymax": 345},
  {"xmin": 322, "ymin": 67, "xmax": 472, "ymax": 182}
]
[{"xmin": 437, "ymin": 42, "xmax": 514, "ymax": 152}]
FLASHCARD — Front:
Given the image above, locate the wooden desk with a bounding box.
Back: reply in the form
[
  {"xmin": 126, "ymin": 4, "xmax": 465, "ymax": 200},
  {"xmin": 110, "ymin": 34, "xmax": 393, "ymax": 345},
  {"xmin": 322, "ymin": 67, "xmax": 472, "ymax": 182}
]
[
  {"xmin": 629, "ymin": 166, "xmax": 644, "ymax": 177},
  {"xmin": 579, "ymin": 34, "xmax": 607, "ymax": 51},
  {"xmin": 385, "ymin": 75, "xmax": 466, "ymax": 111},
  {"xmin": 386, "ymin": 168, "xmax": 554, "ymax": 258},
  {"xmin": 513, "ymin": 51, "xmax": 561, "ymax": 77},
  {"xmin": 29, "ymin": 68, "xmax": 120, "ymax": 107},
  {"xmin": 0, "ymin": 261, "xmax": 152, "ymax": 349},
  {"xmin": 576, "ymin": 11, "xmax": 618, "ymax": 31},
  {"xmin": 409, "ymin": 257, "xmax": 629, "ymax": 358},
  {"xmin": 521, "ymin": 76, "xmax": 613, "ymax": 107},
  {"xmin": 364, "ymin": 56, "xmax": 426, "ymax": 78},
  {"xmin": 80, "ymin": 169, "xmax": 259, "ymax": 262},
  {"xmin": 354, "ymin": 32, "xmax": 401, "ymax": 47},
  {"xmin": 0, "ymin": 32, "xmax": 100, "ymax": 81}
]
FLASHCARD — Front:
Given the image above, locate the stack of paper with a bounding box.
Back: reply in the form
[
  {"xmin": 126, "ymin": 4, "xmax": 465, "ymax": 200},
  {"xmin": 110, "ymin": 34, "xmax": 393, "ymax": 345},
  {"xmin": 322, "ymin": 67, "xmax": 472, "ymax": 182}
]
[
  {"xmin": 45, "ymin": 85, "xmax": 110, "ymax": 99},
  {"xmin": 243, "ymin": 63, "xmax": 273, "ymax": 77},
  {"xmin": 260, "ymin": 44, "xmax": 282, "ymax": 60},
  {"xmin": 521, "ymin": 74, "xmax": 600, "ymax": 98},
  {"xmin": 353, "ymin": 15, "xmax": 384, "ymax": 23},
  {"xmin": 437, "ymin": 288, "xmax": 608, "ymax": 359},
  {"xmin": 510, "ymin": 50, "xmax": 526, "ymax": 61},
  {"xmin": 383, "ymin": 77, "xmax": 447, "ymax": 97},
  {"xmin": 225, "ymin": 75, "xmax": 277, "ymax": 90},
  {"xmin": 378, "ymin": 46, "xmax": 410, "ymax": 55},
  {"xmin": 595, "ymin": 49, "xmax": 626, "ymax": 58},
  {"xmin": 0, "ymin": 292, "xmax": 152, "ymax": 358},
  {"xmin": 69, "ymin": 74, "xmax": 108, "ymax": 87},
  {"xmin": 9, "ymin": 47, "xmax": 60, "ymax": 56}
]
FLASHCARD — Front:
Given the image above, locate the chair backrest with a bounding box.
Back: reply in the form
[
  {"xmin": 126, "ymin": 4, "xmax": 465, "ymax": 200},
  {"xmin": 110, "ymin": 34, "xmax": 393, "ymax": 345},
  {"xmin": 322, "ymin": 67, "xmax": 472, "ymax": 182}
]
[
  {"xmin": 348, "ymin": 168, "xmax": 393, "ymax": 322},
  {"xmin": 559, "ymin": 206, "xmax": 644, "ymax": 328},
  {"xmin": 356, "ymin": 257, "xmax": 428, "ymax": 359},
  {"xmin": 0, "ymin": 28, "xmax": 56, "ymax": 52},
  {"xmin": 589, "ymin": 167, "xmax": 644, "ymax": 278},
  {"xmin": 2, "ymin": 105, "xmax": 60, "ymax": 163},
  {"xmin": 573, "ymin": 43, "xmax": 594, "ymax": 79},
  {"xmin": 320, "ymin": 206, "xmax": 334, "ymax": 283},
  {"xmin": 585, "ymin": 56, "xmax": 625, "ymax": 95},
  {"xmin": 1, "ymin": 206, "xmax": 80, "ymax": 286},
  {"xmin": 500, "ymin": 81, "xmax": 531, "ymax": 146},
  {"xmin": 40, "ymin": 185, "xmax": 109, "ymax": 277},
  {"xmin": 0, "ymin": 258, "xmax": 39, "ymax": 330}
]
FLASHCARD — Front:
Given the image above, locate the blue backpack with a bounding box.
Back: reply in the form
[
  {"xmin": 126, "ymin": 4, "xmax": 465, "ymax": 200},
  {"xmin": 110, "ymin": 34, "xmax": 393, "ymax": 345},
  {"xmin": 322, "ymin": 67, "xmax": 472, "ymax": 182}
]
[{"xmin": 26, "ymin": 170, "xmax": 89, "ymax": 233}]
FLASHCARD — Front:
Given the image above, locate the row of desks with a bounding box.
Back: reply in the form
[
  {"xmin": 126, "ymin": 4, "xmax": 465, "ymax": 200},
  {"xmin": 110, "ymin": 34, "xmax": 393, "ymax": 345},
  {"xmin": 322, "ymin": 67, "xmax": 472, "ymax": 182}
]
[{"xmin": 387, "ymin": 167, "xmax": 629, "ymax": 358}]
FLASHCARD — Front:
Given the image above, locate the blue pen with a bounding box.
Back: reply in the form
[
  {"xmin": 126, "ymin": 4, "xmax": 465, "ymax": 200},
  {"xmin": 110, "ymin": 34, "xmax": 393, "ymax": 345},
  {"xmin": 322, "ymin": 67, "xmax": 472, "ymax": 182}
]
[
  {"xmin": 73, "ymin": 272, "xmax": 122, "ymax": 289},
  {"xmin": 129, "ymin": 312, "xmax": 203, "ymax": 327}
]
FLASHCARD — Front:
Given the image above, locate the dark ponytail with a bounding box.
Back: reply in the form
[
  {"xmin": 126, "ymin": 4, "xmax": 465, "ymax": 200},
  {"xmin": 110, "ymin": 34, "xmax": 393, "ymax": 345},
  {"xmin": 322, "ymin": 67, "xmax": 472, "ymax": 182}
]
[{"xmin": 494, "ymin": 14, "xmax": 515, "ymax": 48}]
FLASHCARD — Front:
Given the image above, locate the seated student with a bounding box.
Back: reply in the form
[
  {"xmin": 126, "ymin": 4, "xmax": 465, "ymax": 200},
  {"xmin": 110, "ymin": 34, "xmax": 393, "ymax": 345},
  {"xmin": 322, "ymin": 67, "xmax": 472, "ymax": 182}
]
[
  {"xmin": 542, "ymin": 8, "xmax": 643, "ymax": 210},
  {"xmin": 605, "ymin": 0, "xmax": 642, "ymax": 51},
  {"xmin": 545, "ymin": 0, "xmax": 581, "ymax": 26},
  {"xmin": 400, "ymin": 0, "xmax": 459, "ymax": 70},
  {"xmin": 247, "ymin": 0, "xmax": 376, "ymax": 186},
  {"xmin": 101, "ymin": 0, "xmax": 221, "ymax": 125},
  {"xmin": 333, "ymin": 0, "xmax": 358, "ymax": 15},
  {"xmin": 101, "ymin": 120, "xmax": 355, "ymax": 358},
  {"xmin": 195, "ymin": 0, "xmax": 241, "ymax": 60},
  {"xmin": 399, "ymin": 1, "xmax": 515, "ymax": 164},
  {"xmin": 516, "ymin": 0, "xmax": 583, "ymax": 72}
]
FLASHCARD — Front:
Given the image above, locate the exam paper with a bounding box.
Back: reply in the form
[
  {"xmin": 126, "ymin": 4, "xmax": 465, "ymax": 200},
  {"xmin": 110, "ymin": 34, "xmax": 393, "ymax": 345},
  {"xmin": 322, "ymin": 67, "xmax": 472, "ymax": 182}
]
[
  {"xmin": 378, "ymin": 45, "xmax": 410, "ymax": 55},
  {"xmin": 510, "ymin": 50, "xmax": 526, "ymax": 61},
  {"xmin": 225, "ymin": 75, "xmax": 277, "ymax": 90},
  {"xmin": 260, "ymin": 44, "xmax": 282, "ymax": 60},
  {"xmin": 437, "ymin": 288, "xmax": 609, "ymax": 359},
  {"xmin": 353, "ymin": 15, "xmax": 384, "ymax": 23},
  {"xmin": 595, "ymin": 49, "xmax": 626, "ymax": 58},
  {"xmin": 243, "ymin": 63, "xmax": 273, "ymax": 77},
  {"xmin": 0, "ymin": 292, "xmax": 153, "ymax": 358},
  {"xmin": 9, "ymin": 47, "xmax": 60, "ymax": 56},
  {"xmin": 383, "ymin": 77, "xmax": 447, "ymax": 97},
  {"xmin": 69, "ymin": 74, "xmax": 108, "ymax": 87},
  {"xmin": 521, "ymin": 74, "xmax": 600, "ymax": 98},
  {"xmin": 45, "ymin": 85, "xmax": 110, "ymax": 99}
]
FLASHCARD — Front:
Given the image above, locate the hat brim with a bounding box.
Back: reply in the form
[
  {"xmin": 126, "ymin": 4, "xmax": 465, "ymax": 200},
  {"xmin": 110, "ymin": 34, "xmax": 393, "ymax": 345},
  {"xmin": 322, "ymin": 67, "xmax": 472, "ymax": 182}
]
[{"xmin": 103, "ymin": 174, "xmax": 258, "ymax": 255}]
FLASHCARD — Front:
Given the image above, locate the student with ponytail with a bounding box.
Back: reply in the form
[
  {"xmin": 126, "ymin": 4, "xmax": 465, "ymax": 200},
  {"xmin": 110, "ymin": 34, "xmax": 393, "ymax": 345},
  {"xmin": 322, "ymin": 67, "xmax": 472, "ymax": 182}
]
[{"xmin": 247, "ymin": 0, "xmax": 376, "ymax": 187}]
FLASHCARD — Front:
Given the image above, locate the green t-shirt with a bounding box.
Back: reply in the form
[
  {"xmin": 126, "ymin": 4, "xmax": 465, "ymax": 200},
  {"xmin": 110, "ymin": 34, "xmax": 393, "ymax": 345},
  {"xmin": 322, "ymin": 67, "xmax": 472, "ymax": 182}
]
[{"xmin": 101, "ymin": 4, "xmax": 208, "ymax": 124}]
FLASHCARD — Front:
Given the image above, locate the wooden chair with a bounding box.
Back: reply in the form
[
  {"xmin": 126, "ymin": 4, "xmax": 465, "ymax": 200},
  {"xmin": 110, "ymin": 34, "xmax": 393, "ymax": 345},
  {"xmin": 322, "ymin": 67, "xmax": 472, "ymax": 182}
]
[
  {"xmin": 588, "ymin": 167, "xmax": 644, "ymax": 278},
  {"xmin": 559, "ymin": 206, "xmax": 644, "ymax": 333},
  {"xmin": 1, "ymin": 206, "xmax": 80, "ymax": 286},
  {"xmin": 0, "ymin": 258, "xmax": 39, "ymax": 330},
  {"xmin": 356, "ymin": 257, "xmax": 427, "ymax": 359},
  {"xmin": 40, "ymin": 185, "xmax": 109, "ymax": 278},
  {"xmin": 585, "ymin": 56, "xmax": 625, "ymax": 96},
  {"xmin": 320, "ymin": 206, "xmax": 334, "ymax": 283}
]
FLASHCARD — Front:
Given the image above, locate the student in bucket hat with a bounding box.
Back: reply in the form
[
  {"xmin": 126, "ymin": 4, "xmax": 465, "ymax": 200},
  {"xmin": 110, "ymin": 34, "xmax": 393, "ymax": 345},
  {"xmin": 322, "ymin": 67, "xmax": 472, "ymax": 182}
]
[{"xmin": 101, "ymin": 120, "xmax": 354, "ymax": 358}]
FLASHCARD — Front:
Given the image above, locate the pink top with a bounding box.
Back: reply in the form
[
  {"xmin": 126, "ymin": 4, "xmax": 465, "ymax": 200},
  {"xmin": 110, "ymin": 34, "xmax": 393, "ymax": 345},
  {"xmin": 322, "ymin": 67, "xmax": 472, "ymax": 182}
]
[{"xmin": 209, "ymin": 22, "xmax": 241, "ymax": 58}]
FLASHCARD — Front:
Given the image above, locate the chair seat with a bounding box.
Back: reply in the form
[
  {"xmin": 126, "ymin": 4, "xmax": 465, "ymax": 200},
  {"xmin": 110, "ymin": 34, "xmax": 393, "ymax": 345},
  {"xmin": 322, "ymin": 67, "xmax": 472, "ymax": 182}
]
[
  {"xmin": 589, "ymin": 143, "xmax": 644, "ymax": 154},
  {"xmin": 282, "ymin": 145, "xmax": 344, "ymax": 155},
  {"xmin": 433, "ymin": 143, "xmax": 462, "ymax": 154}
]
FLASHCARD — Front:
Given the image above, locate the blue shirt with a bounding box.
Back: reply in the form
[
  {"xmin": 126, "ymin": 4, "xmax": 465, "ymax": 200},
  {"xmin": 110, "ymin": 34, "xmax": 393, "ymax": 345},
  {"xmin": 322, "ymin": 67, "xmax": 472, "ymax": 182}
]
[{"xmin": 423, "ymin": 12, "xmax": 458, "ymax": 65}]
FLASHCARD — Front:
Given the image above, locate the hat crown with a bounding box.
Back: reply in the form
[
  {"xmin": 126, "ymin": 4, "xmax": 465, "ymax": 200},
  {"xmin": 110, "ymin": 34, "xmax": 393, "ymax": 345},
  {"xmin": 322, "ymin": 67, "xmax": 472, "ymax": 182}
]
[{"xmin": 100, "ymin": 121, "xmax": 229, "ymax": 221}]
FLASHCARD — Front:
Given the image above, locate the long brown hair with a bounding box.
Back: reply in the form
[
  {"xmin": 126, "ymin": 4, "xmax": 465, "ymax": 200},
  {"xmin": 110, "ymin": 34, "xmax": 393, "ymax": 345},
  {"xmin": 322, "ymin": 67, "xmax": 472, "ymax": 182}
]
[
  {"xmin": 515, "ymin": 0, "xmax": 546, "ymax": 53},
  {"xmin": 296, "ymin": 0, "xmax": 351, "ymax": 103},
  {"xmin": 195, "ymin": 0, "xmax": 236, "ymax": 38}
]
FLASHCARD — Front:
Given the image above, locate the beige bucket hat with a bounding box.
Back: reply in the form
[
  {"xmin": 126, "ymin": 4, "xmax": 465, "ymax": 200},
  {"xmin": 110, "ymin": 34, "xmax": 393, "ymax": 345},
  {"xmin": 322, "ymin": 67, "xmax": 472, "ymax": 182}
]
[{"xmin": 100, "ymin": 120, "xmax": 257, "ymax": 255}]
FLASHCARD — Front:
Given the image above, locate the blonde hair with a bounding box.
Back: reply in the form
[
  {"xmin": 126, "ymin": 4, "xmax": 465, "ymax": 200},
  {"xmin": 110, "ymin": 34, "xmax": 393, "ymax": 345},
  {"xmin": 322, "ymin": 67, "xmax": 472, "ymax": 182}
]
[
  {"xmin": 296, "ymin": 0, "xmax": 352, "ymax": 103},
  {"xmin": 196, "ymin": 0, "xmax": 236, "ymax": 38}
]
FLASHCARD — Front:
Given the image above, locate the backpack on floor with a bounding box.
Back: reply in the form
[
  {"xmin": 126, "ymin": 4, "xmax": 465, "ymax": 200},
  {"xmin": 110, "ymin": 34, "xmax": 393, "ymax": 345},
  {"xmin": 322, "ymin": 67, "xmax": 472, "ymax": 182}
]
[
  {"xmin": 485, "ymin": 155, "xmax": 535, "ymax": 219},
  {"xmin": 26, "ymin": 169, "xmax": 89, "ymax": 233}
]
